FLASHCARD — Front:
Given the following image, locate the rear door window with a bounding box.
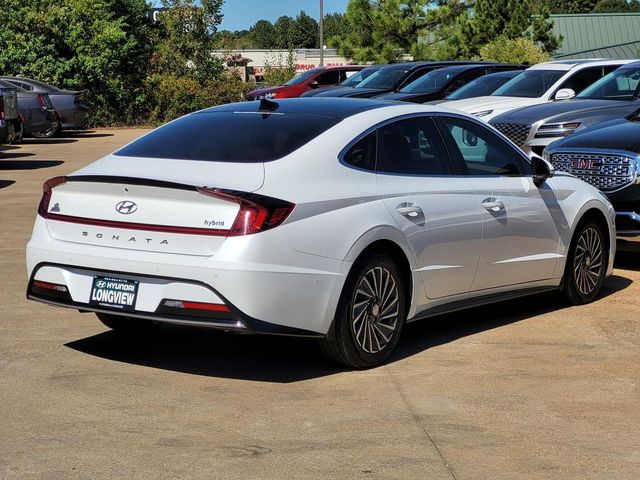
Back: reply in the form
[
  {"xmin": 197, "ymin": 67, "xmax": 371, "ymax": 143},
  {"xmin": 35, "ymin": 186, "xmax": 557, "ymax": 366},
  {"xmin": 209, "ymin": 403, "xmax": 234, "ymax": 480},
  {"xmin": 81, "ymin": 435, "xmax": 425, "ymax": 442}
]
[
  {"xmin": 376, "ymin": 116, "xmax": 454, "ymax": 176},
  {"xmin": 116, "ymin": 111, "xmax": 341, "ymax": 162},
  {"xmin": 437, "ymin": 116, "xmax": 530, "ymax": 176}
]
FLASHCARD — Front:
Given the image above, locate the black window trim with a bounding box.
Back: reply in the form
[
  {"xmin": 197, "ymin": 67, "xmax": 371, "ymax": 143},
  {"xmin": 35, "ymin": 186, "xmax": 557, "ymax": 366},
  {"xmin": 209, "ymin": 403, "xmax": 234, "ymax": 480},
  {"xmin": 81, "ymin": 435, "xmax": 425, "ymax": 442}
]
[
  {"xmin": 431, "ymin": 112, "xmax": 533, "ymax": 177},
  {"xmin": 338, "ymin": 112, "xmax": 459, "ymax": 177}
]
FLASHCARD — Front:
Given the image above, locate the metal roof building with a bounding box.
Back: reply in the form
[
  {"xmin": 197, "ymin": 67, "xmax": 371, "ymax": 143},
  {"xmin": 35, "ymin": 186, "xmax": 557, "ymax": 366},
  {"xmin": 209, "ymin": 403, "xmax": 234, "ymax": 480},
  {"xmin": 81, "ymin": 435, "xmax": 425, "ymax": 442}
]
[{"xmin": 551, "ymin": 13, "xmax": 640, "ymax": 59}]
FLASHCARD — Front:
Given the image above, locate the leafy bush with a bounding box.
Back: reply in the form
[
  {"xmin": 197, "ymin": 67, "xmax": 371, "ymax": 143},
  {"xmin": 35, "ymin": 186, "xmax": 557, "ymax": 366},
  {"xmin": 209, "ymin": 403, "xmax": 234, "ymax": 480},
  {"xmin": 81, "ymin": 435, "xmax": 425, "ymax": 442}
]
[
  {"xmin": 146, "ymin": 73, "xmax": 254, "ymax": 125},
  {"xmin": 479, "ymin": 36, "xmax": 551, "ymax": 65}
]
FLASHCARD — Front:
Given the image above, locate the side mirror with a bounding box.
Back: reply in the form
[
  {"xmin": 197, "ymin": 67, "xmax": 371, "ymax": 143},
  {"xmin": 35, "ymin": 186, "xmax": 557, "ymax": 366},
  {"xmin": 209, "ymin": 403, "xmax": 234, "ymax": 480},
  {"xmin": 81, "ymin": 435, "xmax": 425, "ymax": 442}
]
[
  {"xmin": 554, "ymin": 88, "xmax": 575, "ymax": 101},
  {"xmin": 531, "ymin": 155, "xmax": 554, "ymax": 187},
  {"xmin": 308, "ymin": 80, "xmax": 319, "ymax": 89}
]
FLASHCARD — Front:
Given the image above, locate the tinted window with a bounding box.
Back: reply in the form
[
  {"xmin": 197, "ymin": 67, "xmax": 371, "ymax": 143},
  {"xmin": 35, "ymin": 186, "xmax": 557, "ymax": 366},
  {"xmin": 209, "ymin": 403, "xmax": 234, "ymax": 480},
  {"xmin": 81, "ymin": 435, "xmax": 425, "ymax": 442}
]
[
  {"xmin": 377, "ymin": 117, "xmax": 453, "ymax": 175},
  {"xmin": 315, "ymin": 70, "xmax": 340, "ymax": 86},
  {"xmin": 492, "ymin": 70, "xmax": 565, "ymax": 98},
  {"xmin": 445, "ymin": 73, "xmax": 517, "ymax": 100},
  {"xmin": 400, "ymin": 69, "xmax": 459, "ymax": 94},
  {"xmin": 577, "ymin": 66, "xmax": 640, "ymax": 100},
  {"xmin": 341, "ymin": 67, "xmax": 380, "ymax": 87},
  {"xmin": 284, "ymin": 69, "xmax": 321, "ymax": 86},
  {"xmin": 356, "ymin": 66, "xmax": 408, "ymax": 89},
  {"xmin": 116, "ymin": 112, "xmax": 341, "ymax": 162},
  {"xmin": 343, "ymin": 132, "xmax": 376, "ymax": 171},
  {"xmin": 438, "ymin": 116, "xmax": 528, "ymax": 176},
  {"xmin": 557, "ymin": 67, "xmax": 604, "ymax": 95}
]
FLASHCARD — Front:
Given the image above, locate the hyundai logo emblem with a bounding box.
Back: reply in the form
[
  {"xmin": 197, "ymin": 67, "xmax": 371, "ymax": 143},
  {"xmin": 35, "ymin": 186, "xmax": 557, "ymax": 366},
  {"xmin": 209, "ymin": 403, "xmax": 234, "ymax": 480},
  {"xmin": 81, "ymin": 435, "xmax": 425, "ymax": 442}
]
[
  {"xmin": 95, "ymin": 280, "xmax": 107, "ymax": 288},
  {"xmin": 115, "ymin": 200, "xmax": 138, "ymax": 215}
]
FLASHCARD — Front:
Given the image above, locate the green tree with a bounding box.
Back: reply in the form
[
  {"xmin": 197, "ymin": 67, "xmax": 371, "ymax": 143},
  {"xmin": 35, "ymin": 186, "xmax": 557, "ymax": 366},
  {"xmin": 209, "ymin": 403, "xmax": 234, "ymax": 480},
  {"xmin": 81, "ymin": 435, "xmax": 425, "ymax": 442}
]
[
  {"xmin": 593, "ymin": 0, "xmax": 640, "ymax": 12},
  {"xmin": 295, "ymin": 11, "xmax": 320, "ymax": 48},
  {"xmin": 0, "ymin": 0, "xmax": 153, "ymax": 125},
  {"xmin": 538, "ymin": 0, "xmax": 598, "ymax": 13},
  {"xmin": 249, "ymin": 20, "xmax": 277, "ymax": 48},
  {"xmin": 332, "ymin": 0, "xmax": 433, "ymax": 63},
  {"xmin": 322, "ymin": 13, "xmax": 346, "ymax": 45},
  {"xmin": 452, "ymin": 0, "xmax": 560, "ymax": 58},
  {"xmin": 274, "ymin": 15, "xmax": 298, "ymax": 48}
]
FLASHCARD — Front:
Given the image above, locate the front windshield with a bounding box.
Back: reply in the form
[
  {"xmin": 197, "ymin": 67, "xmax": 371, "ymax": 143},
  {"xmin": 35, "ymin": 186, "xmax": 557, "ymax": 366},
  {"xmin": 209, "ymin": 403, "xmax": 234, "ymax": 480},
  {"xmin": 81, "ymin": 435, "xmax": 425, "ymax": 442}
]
[
  {"xmin": 341, "ymin": 67, "xmax": 380, "ymax": 87},
  {"xmin": 400, "ymin": 69, "xmax": 458, "ymax": 94},
  {"xmin": 284, "ymin": 69, "xmax": 320, "ymax": 86},
  {"xmin": 492, "ymin": 70, "xmax": 565, "ymax": 98},
  {"xmin": 577, "ymin": 67, "xmax": 640, "ymax": 100},
  {"xmin": 356, "ymin": 66, "xmax": 407, "ymax": 89},
  {"xmin": 445, "ymin": 73, "xmax": 516, "ymax": 100}
]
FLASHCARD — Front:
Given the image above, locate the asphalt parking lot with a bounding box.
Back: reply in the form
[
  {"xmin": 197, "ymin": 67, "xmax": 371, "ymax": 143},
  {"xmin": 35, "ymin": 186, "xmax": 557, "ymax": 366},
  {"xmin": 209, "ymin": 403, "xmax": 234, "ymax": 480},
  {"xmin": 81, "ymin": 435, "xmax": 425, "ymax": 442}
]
[{"xmin": 1, "ymin": 131, "xmax": 639, "ymax": 479}]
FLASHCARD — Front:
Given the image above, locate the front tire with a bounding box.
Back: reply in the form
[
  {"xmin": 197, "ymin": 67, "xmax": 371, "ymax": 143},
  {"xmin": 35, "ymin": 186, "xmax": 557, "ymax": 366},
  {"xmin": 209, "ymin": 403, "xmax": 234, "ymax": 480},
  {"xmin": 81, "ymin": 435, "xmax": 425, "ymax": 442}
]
[
  {"xmin": 563, "ymin": 221, "xmax": 607, "ymax": 305},
  {"xmin": 320, "ymin": 254, "xmax": 406, "ymax": 368},
  {"xmin": 96, "ymin": 313, "xmax": 156, "ymax": 333}
]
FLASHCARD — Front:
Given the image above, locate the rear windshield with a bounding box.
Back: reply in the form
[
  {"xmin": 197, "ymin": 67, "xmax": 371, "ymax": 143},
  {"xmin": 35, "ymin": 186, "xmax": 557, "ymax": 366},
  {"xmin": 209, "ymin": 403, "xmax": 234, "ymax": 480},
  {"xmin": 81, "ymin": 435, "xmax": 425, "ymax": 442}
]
[
  {"xmin": 115, "ymin": 111, "xmax": 341, "ymax": 162},
  {"xmin": 492, "ymin": 70, "xmax": 565, "ymax": 98}
]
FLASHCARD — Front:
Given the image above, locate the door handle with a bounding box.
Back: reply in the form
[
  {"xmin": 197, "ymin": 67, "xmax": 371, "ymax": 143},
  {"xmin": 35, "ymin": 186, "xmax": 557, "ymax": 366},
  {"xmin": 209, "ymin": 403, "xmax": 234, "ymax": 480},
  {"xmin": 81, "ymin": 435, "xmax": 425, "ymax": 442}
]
[
  {"xmin": 396, "ymin": 203, "xmax": 423, "ymax": 217},
  {"xmin": 481, "ymin": 198, "xmax": 505, "ymax": 212}
]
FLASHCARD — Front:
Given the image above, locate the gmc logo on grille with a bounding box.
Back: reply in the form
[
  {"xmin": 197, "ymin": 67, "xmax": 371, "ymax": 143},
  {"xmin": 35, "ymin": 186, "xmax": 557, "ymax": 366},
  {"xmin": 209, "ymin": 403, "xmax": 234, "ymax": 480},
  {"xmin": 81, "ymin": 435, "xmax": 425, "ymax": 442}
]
[{"xmin": 570, "ymin": 158, "xmax": 602, "ymax": 171}]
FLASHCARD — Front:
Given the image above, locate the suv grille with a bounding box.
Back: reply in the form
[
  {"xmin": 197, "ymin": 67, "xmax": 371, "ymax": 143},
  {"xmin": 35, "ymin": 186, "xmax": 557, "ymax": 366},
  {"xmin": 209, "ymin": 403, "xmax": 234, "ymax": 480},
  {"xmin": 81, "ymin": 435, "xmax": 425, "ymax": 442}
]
[
  {"xmin": 551, "ymin": 152, "xmax": 637, "ymax": 192},
  {"xmin": 491, "ymin": 122, "xmax": 531, "ymax": 146}
]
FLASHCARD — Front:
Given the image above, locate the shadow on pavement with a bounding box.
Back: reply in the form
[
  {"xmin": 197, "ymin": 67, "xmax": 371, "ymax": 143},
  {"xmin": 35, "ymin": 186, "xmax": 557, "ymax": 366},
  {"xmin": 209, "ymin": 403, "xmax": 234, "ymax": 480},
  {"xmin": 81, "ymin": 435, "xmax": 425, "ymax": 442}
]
[
  {"xmin": 58, "ymin": 130, "xmax": 114, "ymax": 138},
  {"xmin": 614, "ymin": 245, "xmax": 640, "ymax": 271},
  {"xmin": 0, "ymin": 145, "xmax": 21, "ymax": 151},
  {"xmin": 0, "ymin": 160, "xmax": 64, "ymax": 170},
  {"xmin": 0, "ymin": 180, "xmax": 15, "ymax": 189},
  {"xmin": 20, "ymin": 138, "xmax": 78, "ymax": 145},
  {"xmin": 0, "ymin": 152, "xmax": 36, "ymax": 159},
  {"xmin": 65, "ymin": 276, "xmax": 631, "ymax": 382}
]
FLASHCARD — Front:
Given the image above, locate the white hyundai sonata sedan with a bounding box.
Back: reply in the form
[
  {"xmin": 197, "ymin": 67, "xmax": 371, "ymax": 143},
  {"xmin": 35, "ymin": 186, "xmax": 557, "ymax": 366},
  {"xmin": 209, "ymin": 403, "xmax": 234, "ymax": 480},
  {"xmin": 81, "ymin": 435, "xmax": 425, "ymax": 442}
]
[{"xmin": 26, "ymin": 98, "xmax": 616, "ymax": 367}]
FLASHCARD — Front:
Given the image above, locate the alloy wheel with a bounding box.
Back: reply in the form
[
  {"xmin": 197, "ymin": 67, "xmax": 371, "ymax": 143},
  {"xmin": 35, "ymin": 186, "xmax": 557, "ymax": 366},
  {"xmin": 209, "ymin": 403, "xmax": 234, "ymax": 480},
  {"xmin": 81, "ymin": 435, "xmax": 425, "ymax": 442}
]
[
  {"xmin": 572, "ymin": 226, "xmax": 604, "ymax": 297},
  {"xmin": 351, "ymin": 266, "xmax": 400, "ymax": 354}
]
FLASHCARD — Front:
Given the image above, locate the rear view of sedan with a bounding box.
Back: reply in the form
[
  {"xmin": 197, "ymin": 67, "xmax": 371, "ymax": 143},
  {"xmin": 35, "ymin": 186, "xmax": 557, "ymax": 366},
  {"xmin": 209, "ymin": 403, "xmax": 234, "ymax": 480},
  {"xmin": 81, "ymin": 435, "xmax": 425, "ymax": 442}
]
[
  {"xmin": 27, "ymin": 99, "xmax": 615, "ymax": 367},
  {"xmin": 1, "ymin": 76, "xmax": 88, "ymax": 132}
]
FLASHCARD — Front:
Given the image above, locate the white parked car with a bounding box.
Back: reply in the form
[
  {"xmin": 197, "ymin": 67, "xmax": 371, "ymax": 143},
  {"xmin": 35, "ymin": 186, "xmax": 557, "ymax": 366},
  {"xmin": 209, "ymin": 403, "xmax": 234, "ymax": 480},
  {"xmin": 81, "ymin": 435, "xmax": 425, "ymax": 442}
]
[
  {"xmin": 26, "ymin": 98, "xmax": 616, "ymax": 367},
  {"xmin": 439, "ymin": 59, "xmax": 634, "ymax": 121}
]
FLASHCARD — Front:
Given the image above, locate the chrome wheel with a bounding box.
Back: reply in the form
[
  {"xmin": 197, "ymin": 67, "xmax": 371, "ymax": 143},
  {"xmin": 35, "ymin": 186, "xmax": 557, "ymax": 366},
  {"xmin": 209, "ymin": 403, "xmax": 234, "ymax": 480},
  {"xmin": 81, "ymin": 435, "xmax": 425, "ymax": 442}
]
[
  {"xmin": 573, "ymin": 226, "xmax": 604, "ymax": 297},
  {"xmin": 351, "ymin": 266, "xmax": 400, "ymax": 354}
]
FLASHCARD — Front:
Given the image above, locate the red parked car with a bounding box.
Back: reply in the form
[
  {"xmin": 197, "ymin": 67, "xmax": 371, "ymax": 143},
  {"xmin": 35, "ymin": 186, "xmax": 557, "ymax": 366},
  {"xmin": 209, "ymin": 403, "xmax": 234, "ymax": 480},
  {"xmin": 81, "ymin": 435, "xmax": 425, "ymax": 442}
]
[{"xmin": 246, "ymin": 65, "xmax": 365, "ymax": 100}]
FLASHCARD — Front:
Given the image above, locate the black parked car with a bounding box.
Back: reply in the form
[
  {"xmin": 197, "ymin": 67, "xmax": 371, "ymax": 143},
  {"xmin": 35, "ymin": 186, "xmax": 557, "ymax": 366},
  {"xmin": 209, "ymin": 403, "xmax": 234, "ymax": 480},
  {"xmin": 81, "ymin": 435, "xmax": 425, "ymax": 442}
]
[
  {"xmin": 0, "ymin": 76, "xmax": 89, "ymax": 133},
  {"xmin": 0, "ymin": 80, "xmax": 20, "ymax": 144},
  {"xmin": 432, "ymin": 70, "xmax": 525, "ymax": 103},
  {"xmin": 490, "ymin": 61, "xmax": 640, "ymax": 156},
  {"xmin": 301, "ymin": 64, "xmax": 384, "ymax": 97},
  {"xmin": 375, "ymin": 64, "xmax": 526, "ymax": 103},
  {"xmin": 308, "ymin": 61, "xmax": 491, "ymax": 99},
  {"xmin": 544, "ymin": 111, "xmax": 640, "ymax": 240},
  {"xmin": 12, "ymin": 85, "xmax": 58, "ymax": 138}
]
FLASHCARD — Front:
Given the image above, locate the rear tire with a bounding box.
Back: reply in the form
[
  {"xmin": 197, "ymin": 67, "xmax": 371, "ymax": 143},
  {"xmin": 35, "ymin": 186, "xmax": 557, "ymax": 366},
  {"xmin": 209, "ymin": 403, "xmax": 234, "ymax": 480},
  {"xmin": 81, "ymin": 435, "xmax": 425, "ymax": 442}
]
[
  {"xmin": 563, "ymin": 221, "xmax": 607, "ymax": 305},
  {"xmin": 32, "ymin": 124, "xmax": 59, "ymax": 139},
  {"xmin": 320, "ymin": 254, "xmax": 406, "ymax": 368},
  {"xmin": 96, "ymin": 313, "xmax": 156, "ymax": 333}
]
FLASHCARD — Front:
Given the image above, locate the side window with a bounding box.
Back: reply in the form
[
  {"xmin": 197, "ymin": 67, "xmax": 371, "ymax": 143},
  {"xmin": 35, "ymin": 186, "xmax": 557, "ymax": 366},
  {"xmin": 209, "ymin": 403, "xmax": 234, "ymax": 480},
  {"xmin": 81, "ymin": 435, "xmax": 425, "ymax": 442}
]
[
  {"xmin": 377, "ymin": 116, "xmax": 453, "ymax": 176},
  {"xmin": 446, "ymin": 70, "xmax": 483, "ymax": 94},
  {"xmin": 437, "ymin": 116, "xmax": 530, "ymax": 176},
  {"xmin": 558, "ymin": 67, "xmax": 603, "ymax": 95},
  {"xmin": 314, "ymin": 70, "xmax": 340, "ymax": 86},
  {"xmin": 343, "ymin": 131, "xmax": 376, "ymax": 171}
]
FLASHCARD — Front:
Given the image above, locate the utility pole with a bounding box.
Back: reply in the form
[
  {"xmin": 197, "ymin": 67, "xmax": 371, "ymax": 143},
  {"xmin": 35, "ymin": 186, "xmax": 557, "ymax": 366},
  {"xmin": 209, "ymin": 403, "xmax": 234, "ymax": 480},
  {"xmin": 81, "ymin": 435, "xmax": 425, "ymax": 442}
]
[{"xmin": 319, "ymin": 0, "xmax": 324, "ymax": 66}]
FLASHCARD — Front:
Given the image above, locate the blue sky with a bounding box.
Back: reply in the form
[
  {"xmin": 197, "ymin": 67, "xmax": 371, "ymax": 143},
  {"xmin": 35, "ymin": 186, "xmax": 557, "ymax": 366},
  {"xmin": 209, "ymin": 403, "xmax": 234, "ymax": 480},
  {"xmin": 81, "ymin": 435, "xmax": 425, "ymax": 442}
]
[{"xmin": 218, "ymin": 0, "xmax": 350, "ymax": 31}]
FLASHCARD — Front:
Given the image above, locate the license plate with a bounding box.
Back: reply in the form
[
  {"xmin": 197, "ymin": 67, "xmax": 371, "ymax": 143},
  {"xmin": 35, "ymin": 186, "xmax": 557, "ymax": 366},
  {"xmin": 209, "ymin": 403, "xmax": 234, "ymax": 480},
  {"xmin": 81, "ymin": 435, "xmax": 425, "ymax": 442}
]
[{"xmin": 89, "ymin": 276, "xmax": 139, "ymax": 312}]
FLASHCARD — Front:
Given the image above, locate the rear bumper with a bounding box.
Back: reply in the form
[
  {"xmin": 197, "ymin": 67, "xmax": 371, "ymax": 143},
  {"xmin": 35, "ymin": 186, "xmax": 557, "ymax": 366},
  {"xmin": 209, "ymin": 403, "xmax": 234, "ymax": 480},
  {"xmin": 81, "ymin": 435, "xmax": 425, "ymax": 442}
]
[
  {"xmin": 59, "ymin": 107, "xmax": 89, "ymax": 129},
  {"xmin": 26, "ymin": 217, "xmax": 347, "ymax": 336}
]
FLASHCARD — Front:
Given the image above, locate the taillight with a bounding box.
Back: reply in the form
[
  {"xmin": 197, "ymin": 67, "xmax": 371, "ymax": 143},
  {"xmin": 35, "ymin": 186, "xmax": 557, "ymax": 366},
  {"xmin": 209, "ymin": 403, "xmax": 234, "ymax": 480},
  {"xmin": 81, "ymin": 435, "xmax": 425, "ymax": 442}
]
[
  {"xmin": 0, "ymin": 96, "xmax": 4, "ymax": 120},
  {"xmin": 197, "ymin": 187, "xmax": 295, "ymax": 236},
  {"xmin": 36, "ymin": 94, "xmax": 47, "ymax": 109},
  {"xmin": 38, "ymin": 176, "xmax": 67, "ymax": 217}
]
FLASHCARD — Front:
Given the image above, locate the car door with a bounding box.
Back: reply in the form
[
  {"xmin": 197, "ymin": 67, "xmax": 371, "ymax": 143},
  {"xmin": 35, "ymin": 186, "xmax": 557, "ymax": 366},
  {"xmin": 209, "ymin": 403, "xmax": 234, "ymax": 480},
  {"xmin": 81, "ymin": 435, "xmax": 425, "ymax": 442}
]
[
  {"xmin": 374, "ymin": 115, "xmax": 483, "ymax": 299},
  {"xmin": 436, "ymin": 115, "xmax": 562, "ymax": 291}
]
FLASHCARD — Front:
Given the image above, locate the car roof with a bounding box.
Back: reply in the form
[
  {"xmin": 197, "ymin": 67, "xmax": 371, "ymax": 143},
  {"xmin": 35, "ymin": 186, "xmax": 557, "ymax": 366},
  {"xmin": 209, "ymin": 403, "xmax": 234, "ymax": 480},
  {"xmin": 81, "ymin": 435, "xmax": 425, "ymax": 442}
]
[
  {"xmin": 202, "ymin": 97, "xmax": 396, "ymax": 119},
  {"xmin": 529, "ymin": 58, "xmax": 637, "ymax": 71},
  {"xmin": 0, "ymin": 76, "xmax": 58, "ymax": 91}
]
